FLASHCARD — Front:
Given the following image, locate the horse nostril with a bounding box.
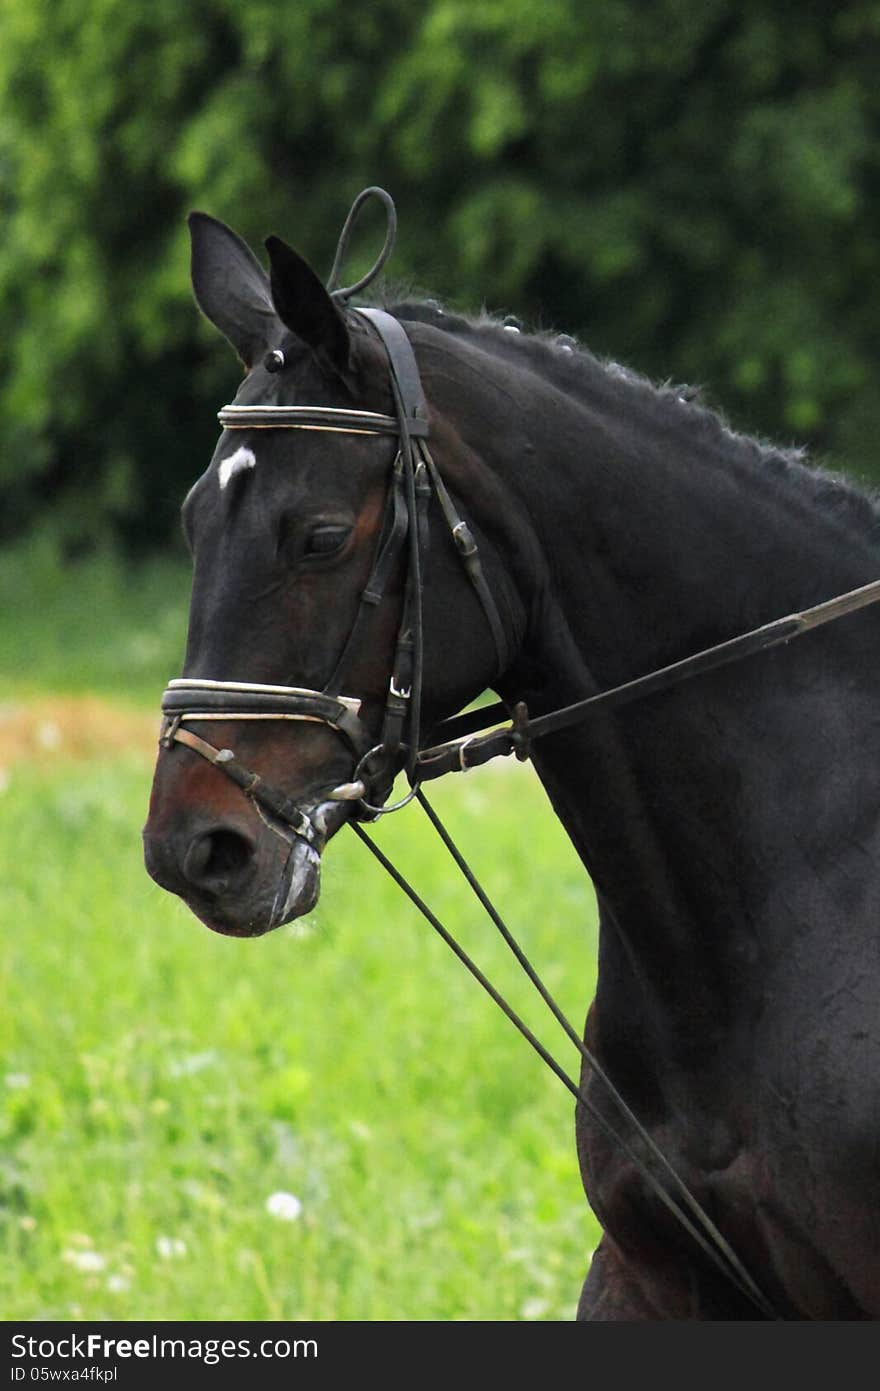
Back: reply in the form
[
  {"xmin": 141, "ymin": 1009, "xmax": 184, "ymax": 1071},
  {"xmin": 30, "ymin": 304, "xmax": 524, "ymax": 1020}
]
[{"xmin": 182, "ymin": 827, "xmax": 254, "ymax": 894}]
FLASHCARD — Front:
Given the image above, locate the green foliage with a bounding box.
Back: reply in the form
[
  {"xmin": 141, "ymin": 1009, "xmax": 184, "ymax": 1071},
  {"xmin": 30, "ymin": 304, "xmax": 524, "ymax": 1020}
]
[{"xmin": 2, "ymin": 1, "xmax": 879, "ymax": 548}]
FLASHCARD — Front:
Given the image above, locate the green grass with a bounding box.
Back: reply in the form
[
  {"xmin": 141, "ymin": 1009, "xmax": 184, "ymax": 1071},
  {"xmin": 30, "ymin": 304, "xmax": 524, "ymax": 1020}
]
[
  {"xmin": 0, "ymin": 542, "xmax": 601, "ymax": 1321},
  {"xmin": 0, "ymin": 535, "xmax": 191, "ymax": 705}
]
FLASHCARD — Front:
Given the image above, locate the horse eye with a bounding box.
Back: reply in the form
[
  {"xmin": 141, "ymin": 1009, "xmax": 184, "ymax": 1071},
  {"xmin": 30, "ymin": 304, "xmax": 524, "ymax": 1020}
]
[{"xmin": 304, "ymin": 525, "xmax": 351, "ymax": 557}]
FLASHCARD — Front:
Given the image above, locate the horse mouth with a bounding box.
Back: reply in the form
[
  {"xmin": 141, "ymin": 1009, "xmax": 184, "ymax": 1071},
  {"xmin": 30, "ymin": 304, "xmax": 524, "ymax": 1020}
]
[
  {"xmin": 147, "ymin": 798, "xmax": 351, "ymax": 939},
  {"xmin": 226, "ymin": 798, "xmax": 350, "ymax": 937},
  {"xmin": 198, "ymin": 836, "xmax": 323, "ymax": 938}
]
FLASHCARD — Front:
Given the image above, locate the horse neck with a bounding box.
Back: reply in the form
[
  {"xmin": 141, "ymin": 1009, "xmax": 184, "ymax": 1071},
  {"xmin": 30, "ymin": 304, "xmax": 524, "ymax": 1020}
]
[{"xmin": 467, "ymin": 356, "xmax": 880, "ymax": 1064}]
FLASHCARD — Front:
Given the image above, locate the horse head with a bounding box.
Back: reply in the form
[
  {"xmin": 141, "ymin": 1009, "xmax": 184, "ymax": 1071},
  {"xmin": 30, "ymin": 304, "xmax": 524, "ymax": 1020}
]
[{"xmin": 143, "ymin": 205, "xmax": 518, "ymax": 936}]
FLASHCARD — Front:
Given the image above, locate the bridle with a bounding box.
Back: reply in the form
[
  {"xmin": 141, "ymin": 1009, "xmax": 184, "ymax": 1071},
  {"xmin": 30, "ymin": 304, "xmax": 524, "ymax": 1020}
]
[
  {"xmin": 160, "ymin": 298, "xmax": 511, "ymax": 825},
  {"xmin": 159, "ymin": 188, "xmax": 880, "ymax": 1320}
]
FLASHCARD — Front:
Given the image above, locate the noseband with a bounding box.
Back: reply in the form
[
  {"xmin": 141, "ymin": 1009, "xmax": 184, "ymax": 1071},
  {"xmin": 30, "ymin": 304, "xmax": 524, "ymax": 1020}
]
[{"xmin": 159, "ymin": 304, "xmax": 510, "ymax": 835}]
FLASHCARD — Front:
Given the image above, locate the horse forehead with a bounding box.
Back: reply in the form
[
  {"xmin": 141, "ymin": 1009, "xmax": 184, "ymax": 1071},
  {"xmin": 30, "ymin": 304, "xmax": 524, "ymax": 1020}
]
[
  {"xmin": 204, "ymin": 430, "xmax": 305, "ymax": 490},
  {"xmin": 184, "ymin": 432, "xmax": 371, "ymax": 524}
]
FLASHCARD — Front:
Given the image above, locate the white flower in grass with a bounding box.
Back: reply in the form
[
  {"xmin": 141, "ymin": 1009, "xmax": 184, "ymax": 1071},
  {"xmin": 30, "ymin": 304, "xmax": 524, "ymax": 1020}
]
[
  {"xmin": 63, "ymin": 1248, "xmax": 107, "ymax": 1273},
  {"xmin": 520, "ymin": 1296, "xmax": 549, "ymax": 1320},
  {"xmin": 156, "ymin": 1235, "xmax": 187, "ymax": 1260},
  {"xmin": 265, "ymin": 1191, "xmax": 302, "ymax": 1222},
  {"xmin": 167, "ymin": 1049, "xmax": 218, "ymax": 1079}
]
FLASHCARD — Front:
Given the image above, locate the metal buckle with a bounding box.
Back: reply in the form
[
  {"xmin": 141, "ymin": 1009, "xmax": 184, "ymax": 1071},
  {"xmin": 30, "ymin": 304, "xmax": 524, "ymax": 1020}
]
[
  {"xmin": 452, "ymin": 521, "xmax": 476, "ymax": 556},
  {"xmin": 159, "ymin": 714, "xmax": 181, "ymax": 748},
  {"xmin": 458, "ymin": 735, "xmax": 477, "ymax": 772}
]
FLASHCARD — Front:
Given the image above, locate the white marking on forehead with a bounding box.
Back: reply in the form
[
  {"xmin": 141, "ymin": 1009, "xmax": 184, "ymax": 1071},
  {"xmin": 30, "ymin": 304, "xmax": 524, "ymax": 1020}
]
[{"xmin": 218, "ymin": 445, "xmax": 257, "ymax": 491}]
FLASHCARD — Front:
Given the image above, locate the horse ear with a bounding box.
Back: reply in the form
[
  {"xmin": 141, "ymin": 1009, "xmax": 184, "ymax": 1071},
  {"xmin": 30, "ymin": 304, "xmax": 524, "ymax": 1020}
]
[
  {"xmin": 188, "ymin": 212, "xmax": 283, "ymax": 369},
  {"xmin": 265, "ymin": 235, "xmax": 350, "ymax": 374}
]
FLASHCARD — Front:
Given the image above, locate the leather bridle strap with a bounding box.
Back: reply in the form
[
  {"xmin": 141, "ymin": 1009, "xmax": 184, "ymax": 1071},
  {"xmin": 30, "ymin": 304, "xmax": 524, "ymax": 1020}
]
[
  {"xmin": 360, "ymin": 308, "xmax": 428, "ymax": 779},
  {"xmin": 161, "ymin": 679, "xmax": 367, "ymax": 737},
  {"xmin": 359, "ymin": 309, "xmax": 511, "ymax": 685},
  {"xmin": 169, "ymin": 726, "xmax": 320, "ymax": 845},
  {"xmin": 216, "ymin": 405, "xmax": 400, "ymax": 434},
  {"xmin": 321, "ymin": 451, "xmax": 411, "ymax": 698},
  {"xmin": 420, "ymin": 446, "xmax": 511, "ymax": 674},
  {"xmin": 159, "ymin": 679, "xmax": 375, "ymax": 826}
]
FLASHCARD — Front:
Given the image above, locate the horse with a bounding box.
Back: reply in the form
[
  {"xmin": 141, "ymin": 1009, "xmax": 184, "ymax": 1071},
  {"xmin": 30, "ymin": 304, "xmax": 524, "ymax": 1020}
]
[{"xmin": 143, "ymin": 193, "xmax": 880, "ymax": 1320}]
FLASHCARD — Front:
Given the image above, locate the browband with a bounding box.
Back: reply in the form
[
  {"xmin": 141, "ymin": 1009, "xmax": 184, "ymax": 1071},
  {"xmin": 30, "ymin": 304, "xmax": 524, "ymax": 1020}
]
[{"xmin": 217, "ymin": 405, "xmax": 406, "ymax": 434}]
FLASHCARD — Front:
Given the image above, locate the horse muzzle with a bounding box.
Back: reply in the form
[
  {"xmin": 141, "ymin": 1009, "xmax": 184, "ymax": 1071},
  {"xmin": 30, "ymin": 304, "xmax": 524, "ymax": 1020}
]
[
  {"xmin": 143, "ymin": 794, "xmax": 353, "ymax": 937},
  {"xmin": 145, "ymin": 679, "xmax": 410, "ymax": 934}
]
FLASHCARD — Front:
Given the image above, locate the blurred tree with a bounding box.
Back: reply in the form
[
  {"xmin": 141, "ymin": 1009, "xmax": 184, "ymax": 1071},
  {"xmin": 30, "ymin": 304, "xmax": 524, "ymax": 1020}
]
[{"xmin": 1, "ymin": 0, "xmax": 878, "ymax": 549}]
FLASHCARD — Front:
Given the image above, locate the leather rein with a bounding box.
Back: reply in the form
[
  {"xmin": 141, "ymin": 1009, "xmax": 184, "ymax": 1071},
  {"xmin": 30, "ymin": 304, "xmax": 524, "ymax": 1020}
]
[{"xmin": 159, "ymin": 189, "xmax": 880, "ymax": 1321}]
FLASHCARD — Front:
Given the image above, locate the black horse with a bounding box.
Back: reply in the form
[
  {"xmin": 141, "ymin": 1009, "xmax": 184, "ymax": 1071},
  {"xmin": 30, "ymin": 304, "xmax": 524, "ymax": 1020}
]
[{"xmin": 144, "ymin": 202, "xmax": 880, "ymax": 1320}]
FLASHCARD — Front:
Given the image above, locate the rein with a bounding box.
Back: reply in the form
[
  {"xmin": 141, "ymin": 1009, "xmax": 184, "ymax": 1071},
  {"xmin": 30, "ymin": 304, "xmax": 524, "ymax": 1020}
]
[
  {"xmin": 160, "ymin": 188, "xmax": 880, "ymax": 1321},
  {"xmin": 419, "ymin": 573, "xmax": 880, "ymax": 779}
]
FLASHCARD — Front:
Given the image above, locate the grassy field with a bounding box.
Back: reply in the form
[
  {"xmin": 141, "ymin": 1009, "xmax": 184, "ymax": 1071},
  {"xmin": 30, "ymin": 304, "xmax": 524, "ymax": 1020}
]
[{"xmin": 0, "ymin": 541, "xmax": 601, "ymax": 1321}]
